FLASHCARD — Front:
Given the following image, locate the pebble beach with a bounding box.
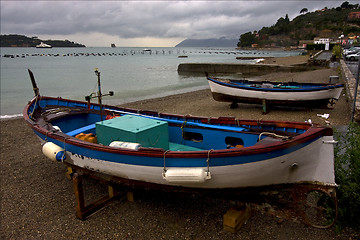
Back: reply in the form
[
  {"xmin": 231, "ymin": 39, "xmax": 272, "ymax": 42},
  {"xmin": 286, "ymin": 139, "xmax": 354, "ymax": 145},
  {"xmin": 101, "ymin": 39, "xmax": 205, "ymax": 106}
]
[{"xmin": 1, "ymin": 57, "xmax": 358, "ymax": 239}]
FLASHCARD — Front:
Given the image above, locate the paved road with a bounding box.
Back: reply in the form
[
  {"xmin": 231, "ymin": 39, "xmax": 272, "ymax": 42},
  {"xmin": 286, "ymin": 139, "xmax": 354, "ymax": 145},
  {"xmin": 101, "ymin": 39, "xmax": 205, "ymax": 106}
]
[
  {"xmin": 316, "ymin": 51, "xmax": 359, "ymax": 78},
  {"xmin": 316, "ymin": 51, "xmax": 333, "ymax": 60},
  {"xmin": 345, "ymin": 60, "xmax": 360, "ymax": 78}
]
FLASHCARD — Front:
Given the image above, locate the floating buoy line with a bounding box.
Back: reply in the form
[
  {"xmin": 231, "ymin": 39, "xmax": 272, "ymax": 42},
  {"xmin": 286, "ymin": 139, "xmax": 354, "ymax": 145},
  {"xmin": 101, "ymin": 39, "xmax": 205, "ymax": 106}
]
[{"xmin": 1, "ymin": 49, "xmax": 278, "ymax": 59}]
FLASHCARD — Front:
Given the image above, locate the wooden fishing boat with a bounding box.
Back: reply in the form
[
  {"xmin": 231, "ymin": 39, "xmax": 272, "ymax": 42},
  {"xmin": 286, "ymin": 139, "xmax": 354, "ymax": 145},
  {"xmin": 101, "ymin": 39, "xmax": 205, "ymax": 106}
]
[
  {"xmin": 206, "ymin": 73, "xmax": 344, "ymax": 108},
  {"xmin": 24, "ymin": 70, "xmax": 337, "ymax": 191}
]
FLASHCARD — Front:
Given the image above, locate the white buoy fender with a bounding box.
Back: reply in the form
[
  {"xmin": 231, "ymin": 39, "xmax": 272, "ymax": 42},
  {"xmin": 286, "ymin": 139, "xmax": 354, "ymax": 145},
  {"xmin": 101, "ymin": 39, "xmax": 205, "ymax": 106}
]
[
  {"xmin": 163, "ymin": 168, "xmax": 211, "ymax": 183},
  {"xmin": 42, "ymin": 142, "xmax": 66, "ymax": 161},
  {"xmin": 109, "ymin": 141, "xmax": 142, "ymax": 150}
]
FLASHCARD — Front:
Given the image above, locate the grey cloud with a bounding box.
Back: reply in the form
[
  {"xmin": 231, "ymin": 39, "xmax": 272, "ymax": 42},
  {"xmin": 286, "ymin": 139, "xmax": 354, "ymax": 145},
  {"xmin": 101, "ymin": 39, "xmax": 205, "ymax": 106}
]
[{"xmin": 0, "ymin": 1, "xmax": 349, "ymax": 39}]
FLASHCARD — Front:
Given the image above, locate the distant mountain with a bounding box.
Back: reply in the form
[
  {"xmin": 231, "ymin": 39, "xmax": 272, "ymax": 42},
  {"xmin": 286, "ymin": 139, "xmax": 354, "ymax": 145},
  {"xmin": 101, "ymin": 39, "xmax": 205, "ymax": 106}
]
[
  {"xmin": 0, "ymin": 34, "xmax": 86, "ymax": 47},
  {"xmin": 175, "ymin": 37, "xmax": 238, "ymax": 47}
]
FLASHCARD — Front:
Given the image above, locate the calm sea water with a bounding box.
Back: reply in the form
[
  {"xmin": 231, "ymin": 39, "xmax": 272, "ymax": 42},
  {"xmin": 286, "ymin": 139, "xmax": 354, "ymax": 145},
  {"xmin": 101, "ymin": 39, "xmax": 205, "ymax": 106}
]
[{"xmin": 0, "ymin": 47, "xmax": 301, "ymax": 118}]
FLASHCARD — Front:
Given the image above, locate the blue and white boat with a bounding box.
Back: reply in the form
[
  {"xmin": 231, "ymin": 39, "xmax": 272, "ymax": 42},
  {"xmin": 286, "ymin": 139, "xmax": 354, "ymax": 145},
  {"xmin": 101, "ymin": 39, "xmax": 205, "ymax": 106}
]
[
  {"xmin": 24, "ymin": 70, "xmax": 337, "ymax": 190},
  {"xmin": 206, "ymin": 73, "xmax": 344, "ymax": 107}
]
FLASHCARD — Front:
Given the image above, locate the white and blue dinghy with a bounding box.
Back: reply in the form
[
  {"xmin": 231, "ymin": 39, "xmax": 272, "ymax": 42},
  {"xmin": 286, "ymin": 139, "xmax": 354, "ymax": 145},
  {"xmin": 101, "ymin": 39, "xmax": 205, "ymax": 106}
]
[
  {"xmin": 24, "ymin": 69, "xmax": 339, "ymax": 226},
  {"xmin": 23, "ymin": 69, "xmax": 338, "ymax": 191},
  {"xmin": 206, "ymin": 73, "xmax": 344, "ymax": 108}
]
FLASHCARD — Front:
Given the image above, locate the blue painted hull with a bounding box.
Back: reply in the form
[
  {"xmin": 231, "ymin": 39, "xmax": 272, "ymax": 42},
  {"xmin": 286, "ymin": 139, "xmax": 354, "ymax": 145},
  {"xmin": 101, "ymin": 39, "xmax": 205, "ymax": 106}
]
[
  {"xmin": 24, "ymin": 96, "xmax": 336, "ymax": 188},
  {"xmin": 207, "ymin": 75, "xmax": 344, "ymax": 107}
]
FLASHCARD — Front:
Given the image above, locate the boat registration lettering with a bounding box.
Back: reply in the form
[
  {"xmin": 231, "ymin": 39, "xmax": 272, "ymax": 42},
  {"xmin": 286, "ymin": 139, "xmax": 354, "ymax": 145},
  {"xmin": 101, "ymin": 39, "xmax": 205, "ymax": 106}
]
[{"xmin": 71, "ymin": 152, "xmax": 98, "ymax": 161}]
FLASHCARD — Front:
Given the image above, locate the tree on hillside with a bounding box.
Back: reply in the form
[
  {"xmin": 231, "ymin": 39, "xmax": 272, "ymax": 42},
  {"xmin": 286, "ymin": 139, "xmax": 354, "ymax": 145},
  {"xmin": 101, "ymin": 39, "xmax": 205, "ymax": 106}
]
[
  {"xmin": 341, "ymin": 1, "xmax": 350, "ymax": 8},
  {"xmin": 237, "ymin": 2, "xmax": 360, "ymax": 48},
  {"xmin": 238, "ymin": 32, "xmax": 255, "ymax": 47},
  {"xmin": 273, "ymin": 14, "xmax": 291, "ymax": 34},
  {"xmin": 341, "ymin": 1, "xmax": 359, "ymax": 9},
  {"xmin": 300, "ymin": 8, "xmax": 308, "ymax": 14}
]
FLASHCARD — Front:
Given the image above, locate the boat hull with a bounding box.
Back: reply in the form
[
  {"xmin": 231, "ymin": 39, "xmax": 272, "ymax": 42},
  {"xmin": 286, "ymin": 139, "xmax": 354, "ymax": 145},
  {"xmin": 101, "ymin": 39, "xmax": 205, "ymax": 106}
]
[
  {"xmin": 24, "ymin": 96, "xmax": 337, "ymax": 190},
  {"xmin": 208, "ymin": 78, "xmax": 343, "ymax": 107},
  {"xmin": 60, "ymin": 136, "xmax": 334, "ymax": 189}
]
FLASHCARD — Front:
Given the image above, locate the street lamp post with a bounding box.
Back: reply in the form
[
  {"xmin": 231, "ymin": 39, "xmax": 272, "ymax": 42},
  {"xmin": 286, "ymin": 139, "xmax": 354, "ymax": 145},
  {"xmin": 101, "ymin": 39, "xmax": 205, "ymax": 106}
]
[
  {"xmin": 351, "ymin": 57, "xmax": 360, "ymax": 122},
  {"xmin": 339, "ymin": 34, "xmax": 344, "ymax": 57}
]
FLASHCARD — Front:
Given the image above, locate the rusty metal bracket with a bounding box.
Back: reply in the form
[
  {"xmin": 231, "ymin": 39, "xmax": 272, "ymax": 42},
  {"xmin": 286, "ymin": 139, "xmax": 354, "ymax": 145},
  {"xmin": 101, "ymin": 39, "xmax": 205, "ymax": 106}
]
[{"xmin": 292, "ymin": 184, "xmax": 338, "ymax": 229}]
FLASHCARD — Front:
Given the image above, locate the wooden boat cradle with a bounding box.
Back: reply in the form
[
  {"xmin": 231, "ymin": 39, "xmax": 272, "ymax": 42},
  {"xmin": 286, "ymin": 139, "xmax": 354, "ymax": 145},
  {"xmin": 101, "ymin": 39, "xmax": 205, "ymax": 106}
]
[{"xmin": 66, "ymin": 161, "xmax": 337, "ymax": 229}]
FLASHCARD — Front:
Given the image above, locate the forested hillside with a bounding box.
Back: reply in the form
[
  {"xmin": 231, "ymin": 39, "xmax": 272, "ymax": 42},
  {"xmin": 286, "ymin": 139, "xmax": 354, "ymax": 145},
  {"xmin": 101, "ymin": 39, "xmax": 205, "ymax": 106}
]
[
  {"xmin": 0, "ymin": 34, "xmax": 85, "ymax": 47},
  {"xmin": 238, "ymin": 2, "xmax": 360, "ymax": 47}
]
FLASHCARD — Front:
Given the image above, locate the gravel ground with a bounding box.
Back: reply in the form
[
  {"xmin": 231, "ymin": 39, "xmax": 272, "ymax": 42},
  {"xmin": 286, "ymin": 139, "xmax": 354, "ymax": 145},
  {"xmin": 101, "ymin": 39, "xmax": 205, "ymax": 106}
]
[{"xmin": 1, "ymin": 64, "xmax": 359, "ymax": 239}]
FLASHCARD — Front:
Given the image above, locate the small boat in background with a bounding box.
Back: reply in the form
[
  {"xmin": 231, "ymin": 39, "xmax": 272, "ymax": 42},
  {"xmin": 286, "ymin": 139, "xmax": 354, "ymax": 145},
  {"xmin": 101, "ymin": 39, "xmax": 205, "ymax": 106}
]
[
  {"xmin": 142, "ymin": 48, "xmax": 152, "ymax": 53},
  {"xmin": 36, "ymin": 42, "xmax": 52, "ymax": 48},
  {"xmin": 206, "ymin": 73, "xmax": 344, "ymax": 108},
  {"xmin": 111, "ymin": 43, "xmax": 116, "ymax": 48}
]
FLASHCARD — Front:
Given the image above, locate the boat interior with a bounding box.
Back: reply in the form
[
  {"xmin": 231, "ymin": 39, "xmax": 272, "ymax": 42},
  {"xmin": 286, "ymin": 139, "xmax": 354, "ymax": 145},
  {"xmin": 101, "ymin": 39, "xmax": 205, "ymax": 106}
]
[{"xmin": 35, "ymin": 104, "xmax": 305, "ymax": 152}]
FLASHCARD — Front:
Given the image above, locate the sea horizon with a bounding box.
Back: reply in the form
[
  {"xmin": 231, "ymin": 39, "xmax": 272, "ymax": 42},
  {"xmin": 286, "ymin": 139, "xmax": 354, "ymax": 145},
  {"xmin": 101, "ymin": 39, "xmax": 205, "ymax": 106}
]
[{"xmin": 1, "ymin": 47, "xmax": 302, "ymax": 119}]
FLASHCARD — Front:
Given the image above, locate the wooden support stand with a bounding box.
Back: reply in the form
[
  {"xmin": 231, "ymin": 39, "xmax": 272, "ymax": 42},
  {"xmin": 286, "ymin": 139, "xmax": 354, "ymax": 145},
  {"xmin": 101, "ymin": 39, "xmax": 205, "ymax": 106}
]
[
  {"xmin": 126, "ymin": 191, "xmax": 135, "ymax": 202},
  {"xmin": 72, "ymin": 173, "xmax": 119, "ymax": 220},
  {"xmin": 262, "ymin": 99, "xmax": 269, "ymax": 114},
  {"xmin": 223, "ymin": 205, "xmax": 251, "ymax": 233}
]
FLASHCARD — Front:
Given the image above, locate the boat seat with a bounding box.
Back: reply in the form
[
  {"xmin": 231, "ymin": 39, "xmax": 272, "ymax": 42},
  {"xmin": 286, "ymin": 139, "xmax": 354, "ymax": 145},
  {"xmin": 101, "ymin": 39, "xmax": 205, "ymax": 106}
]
[
  {"xmin": 67, "ymin": 124, "xmax": 96, "ymax": 136},
  {"xmin": 254, "ymin": 137, "xmax": 281, "ymax": 146},
  {"xmin": 169, "ymin": 142, "xmax": 202, "ymax": 151}
]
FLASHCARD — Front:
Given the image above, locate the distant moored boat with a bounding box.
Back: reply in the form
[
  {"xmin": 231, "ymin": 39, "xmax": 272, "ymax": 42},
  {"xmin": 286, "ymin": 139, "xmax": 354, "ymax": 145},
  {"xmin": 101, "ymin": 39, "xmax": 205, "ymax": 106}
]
[
  {"xmin": 206, "ymin": 73, "xmax": 343, "ymax": 108},
  {"xmin": 36, "ymin": 42, "xmax": 52, "ymax": 48}
]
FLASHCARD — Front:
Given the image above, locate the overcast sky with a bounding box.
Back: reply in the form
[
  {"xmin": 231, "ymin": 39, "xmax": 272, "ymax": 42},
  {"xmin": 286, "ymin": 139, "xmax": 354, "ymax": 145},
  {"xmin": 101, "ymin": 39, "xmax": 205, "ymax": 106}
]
[{"xmin": 0, "ymin": 1, "xmax": 355, "ymax": 47}]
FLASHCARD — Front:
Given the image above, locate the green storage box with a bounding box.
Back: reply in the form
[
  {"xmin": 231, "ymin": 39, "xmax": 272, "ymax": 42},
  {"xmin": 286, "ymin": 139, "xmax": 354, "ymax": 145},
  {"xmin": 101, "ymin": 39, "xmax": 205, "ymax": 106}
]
[{"xmin": 96, "ymin": 114, "xmax": 169, "ymax": 150}]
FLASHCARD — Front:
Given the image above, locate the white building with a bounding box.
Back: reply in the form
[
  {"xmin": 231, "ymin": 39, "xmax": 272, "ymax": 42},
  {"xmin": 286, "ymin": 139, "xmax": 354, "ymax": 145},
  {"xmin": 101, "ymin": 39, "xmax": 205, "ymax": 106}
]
[{"xmin": 313, "ymin": 38, "xmax": 333, "ymax": 44}]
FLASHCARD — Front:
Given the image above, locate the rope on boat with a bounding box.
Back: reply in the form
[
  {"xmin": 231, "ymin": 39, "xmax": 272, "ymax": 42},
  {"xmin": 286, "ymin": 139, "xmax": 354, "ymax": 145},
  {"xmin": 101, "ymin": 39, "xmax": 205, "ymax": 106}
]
[
  {"xmin": 148, "ymin": 135, "xmax": 160, "ymax": 147},
  {"xmin": 162, "ymin": 150, "xmax": 170, "ymax": 176},
  {"xmin": 41, "ymin": 107, "xmax": 72, "ymax": 117},
  {"xmin": 181, "ymin": 121, "xmax": 187, "ymax": 143},
  {"xmin": 41, "ymin": 107, "xmax": 85, "ymax": 119},
  {"xmin": 61, "ymin": 136, "xmax": 71, "ymax": 162},
  {"xmin": 44, "ymin": 131, "xmax": 49, "ymax": 142},
  {"xmin": 206, "ymin": 149, "xmax": 213, "ymax": 177},
  {"xmin": 258, "ymin": 132, "xmax": 292, "ymax": 141},
  {"xmin": 29, "ymin": 95, "xmax": 40, "ymax": 119}
]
